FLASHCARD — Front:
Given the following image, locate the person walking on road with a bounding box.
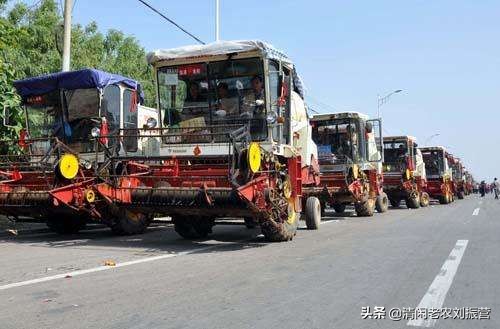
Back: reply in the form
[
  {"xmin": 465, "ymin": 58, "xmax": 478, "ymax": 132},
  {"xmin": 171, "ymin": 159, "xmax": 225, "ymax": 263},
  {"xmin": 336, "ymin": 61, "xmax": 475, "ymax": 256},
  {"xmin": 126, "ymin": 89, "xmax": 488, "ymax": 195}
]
[
  {"xmin": 493, "ymin": 178, "xmax": 500, "ymax": 199},
  {"xmin": 480, "ymin": 180, "xmax": 486, "ymax": 197}
]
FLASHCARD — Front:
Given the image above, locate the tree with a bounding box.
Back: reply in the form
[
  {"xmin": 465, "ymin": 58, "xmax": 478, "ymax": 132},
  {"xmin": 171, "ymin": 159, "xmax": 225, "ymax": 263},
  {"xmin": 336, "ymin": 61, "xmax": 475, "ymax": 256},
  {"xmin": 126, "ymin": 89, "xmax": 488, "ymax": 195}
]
[{"xmin": 0, "ymin": 0, "xmax": 155, "ymax": 143}]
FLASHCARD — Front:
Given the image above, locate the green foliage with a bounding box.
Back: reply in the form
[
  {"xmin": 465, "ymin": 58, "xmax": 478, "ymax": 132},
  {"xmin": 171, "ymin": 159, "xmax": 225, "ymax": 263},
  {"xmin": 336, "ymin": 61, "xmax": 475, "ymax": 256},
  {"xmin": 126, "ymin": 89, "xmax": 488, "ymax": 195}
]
[{"xmin": 0, "ymin": 0, "xmax": 155, "ymax": 148}]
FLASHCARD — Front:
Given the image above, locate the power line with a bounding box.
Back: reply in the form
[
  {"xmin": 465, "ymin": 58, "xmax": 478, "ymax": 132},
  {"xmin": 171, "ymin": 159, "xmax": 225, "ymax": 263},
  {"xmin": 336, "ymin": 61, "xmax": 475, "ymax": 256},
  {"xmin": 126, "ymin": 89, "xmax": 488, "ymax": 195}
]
[{"xmin": 137, "ymin": 0, "xmax": 205, "ymax": 45}]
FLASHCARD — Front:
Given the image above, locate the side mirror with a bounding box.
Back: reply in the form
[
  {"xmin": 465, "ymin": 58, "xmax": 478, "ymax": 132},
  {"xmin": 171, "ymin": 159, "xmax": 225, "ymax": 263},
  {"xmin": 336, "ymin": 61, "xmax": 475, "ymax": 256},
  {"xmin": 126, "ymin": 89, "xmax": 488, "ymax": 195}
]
[{"xmin": 365, "ymin": 122, "xmax": 373, "ymax": 133}]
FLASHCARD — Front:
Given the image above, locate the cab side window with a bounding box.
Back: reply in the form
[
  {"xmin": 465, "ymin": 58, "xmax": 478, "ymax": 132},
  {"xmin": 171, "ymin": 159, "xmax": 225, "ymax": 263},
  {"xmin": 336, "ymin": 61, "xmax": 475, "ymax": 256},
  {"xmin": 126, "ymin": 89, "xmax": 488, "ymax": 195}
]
[{"xmin": 123, "ymin": 89, "xmax": 138, "ymax": 152}]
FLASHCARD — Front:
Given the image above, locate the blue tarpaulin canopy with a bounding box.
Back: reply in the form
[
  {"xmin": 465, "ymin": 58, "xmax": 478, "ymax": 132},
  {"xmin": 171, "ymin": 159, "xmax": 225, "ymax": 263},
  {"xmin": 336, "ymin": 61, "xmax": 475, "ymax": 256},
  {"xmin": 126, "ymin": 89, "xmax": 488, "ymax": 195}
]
[{"xmin": 14, "ymin": 68, "xmax": 142, "ymax": 102}]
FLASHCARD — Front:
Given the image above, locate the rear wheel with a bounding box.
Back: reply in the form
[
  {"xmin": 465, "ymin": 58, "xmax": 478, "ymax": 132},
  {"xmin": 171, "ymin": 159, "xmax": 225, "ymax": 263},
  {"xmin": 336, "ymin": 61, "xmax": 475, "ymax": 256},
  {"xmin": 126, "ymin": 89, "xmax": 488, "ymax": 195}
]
[
  {"xmin": 355, "ymin": 198, "xmax": 375, "ymax": 217},
  {"xmin": 375, "ymin": 192, "xmax": 389, "ymax": 213},
  {"xmin": 110, "ymin": 209, "xmax": 152, "ymax": 235},
  {"xmin": 173, "ymin": 216, "xmax": 214, "ymax": 239},
  {"xmin": 420, "ymin": 192, "xmax": 430, "ymax": 207},
  {"xmin": 332, "ymin": 203, "xmax": 346, "ymax": 213},
  {"xmin": 46, "ymin": 216, "xmax": 87, "ymax": 234},
  {"xmin": 305, "ymin": 196, "xmax": 321, "ymax": 230},
  {"xmin": 457, "ymin": 191, "xmax": 464, "ymax": 200},
  {"xmin": 389, "ymin": 198, "xmax": 401, "ymax": 208},
  {"xmin": 406, "ymin": 193, "xmax": 421, "ymax": 209}
]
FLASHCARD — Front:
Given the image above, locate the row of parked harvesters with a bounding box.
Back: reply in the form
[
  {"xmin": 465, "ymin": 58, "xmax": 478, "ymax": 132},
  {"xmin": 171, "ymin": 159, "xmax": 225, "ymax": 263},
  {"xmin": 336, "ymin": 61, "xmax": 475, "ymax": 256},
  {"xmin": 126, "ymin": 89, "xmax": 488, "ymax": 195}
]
[{"xmin": 0, "ymin": 40, "xmax": 474, "ymax": 241}]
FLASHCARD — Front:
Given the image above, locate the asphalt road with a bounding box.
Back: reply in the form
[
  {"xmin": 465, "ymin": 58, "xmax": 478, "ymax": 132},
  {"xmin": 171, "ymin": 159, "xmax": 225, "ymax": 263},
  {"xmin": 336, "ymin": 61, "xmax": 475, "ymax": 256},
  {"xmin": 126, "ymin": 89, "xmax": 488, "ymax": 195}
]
[{"xmin": 0, "ymin": 195, "xmax": 497, "ymax": 329}]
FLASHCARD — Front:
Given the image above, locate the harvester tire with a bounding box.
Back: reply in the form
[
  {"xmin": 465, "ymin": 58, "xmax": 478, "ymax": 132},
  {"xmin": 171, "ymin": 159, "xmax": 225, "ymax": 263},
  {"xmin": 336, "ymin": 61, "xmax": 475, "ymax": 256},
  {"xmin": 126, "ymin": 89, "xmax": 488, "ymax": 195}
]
[
  {"xmin": 439, "ymin": 195, "xmax": 449, "ymax": 204},
  {"xmin": 375, "ymin": 192, "xmax": 389, "ymax": 213},
  {"xmin": 305, "ymin": 197, "xmax": 321, "ymax": 230},
  {"xmin": 110, "ymin": 209, "xmax": 152, "ymax": 236},
  {"xmin": 46, "ymin": 216, "xmax": 86, "ymax": 235},
  {"xmin": 332, "ymin": 203, "xmax": 346, "ymax": 213},
  {"xmin": 389, "ymin": 198, "xmax": 401, "ymax": 208},
  {"xmin": 406, "ymin": 194, "xmax": 421, "ymax": 209},
  {"xmin": 173, "ymin": 216, "xmax": 213, "ymax": 239},
  {"xmin": 457, "ymin": 191, "xmax": 464, "ymax": 199},
  {"xmin": 244, "ymin": 217, "xmax": 257, "ymax": 229},
  {"xmin": 354, "ymin": 199, "xmax": 375, "ymax": 217},
  {"xmin": 261, "ymin": 201, "xmax": 298, "ymax": 242},
  {"xmin": 420, "ymin": 192, "xmax": 430, "ymax": 207}
]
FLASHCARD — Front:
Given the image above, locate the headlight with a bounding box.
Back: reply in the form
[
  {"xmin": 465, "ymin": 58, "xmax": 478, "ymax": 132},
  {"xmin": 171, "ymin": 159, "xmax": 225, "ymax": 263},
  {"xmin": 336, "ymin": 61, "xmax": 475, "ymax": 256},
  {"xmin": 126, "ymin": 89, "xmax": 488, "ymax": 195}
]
[
  {"xmin": 80, "ymin": 159, "xmax": 92, "ymax": 170},
  {"xmin": 91, "ymin": 127, "xmax": 101, "ymax": 137},
  {"xmin": 146, "ymin": 117, "xmax": 158, "ymax": 128},
  {"xmin": 266, "ymin": 110, "xmax": 278, "ymax": 124}
]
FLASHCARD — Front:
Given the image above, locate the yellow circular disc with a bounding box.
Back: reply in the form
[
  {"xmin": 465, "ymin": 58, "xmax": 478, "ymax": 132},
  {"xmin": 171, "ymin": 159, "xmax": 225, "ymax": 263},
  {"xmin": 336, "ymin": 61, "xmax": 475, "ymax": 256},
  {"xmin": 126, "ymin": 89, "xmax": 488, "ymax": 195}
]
[
  {"xmin": 85, "ymin": 189, "xmax": 96, "ymax": 203},
  {"xmin": 59, "ymin": 153, "xmax": 79, "ymax": 180},
  {"xmin": 352, "ymin": 164, "xmax": 359, "ymax": 180},
  {"xmin": 405, "ymin": 168, "xmax": 411, "ymax": 180},
  {"xmin": 248, "ymin": 142, "xmax": 261, "ymax": 173}
]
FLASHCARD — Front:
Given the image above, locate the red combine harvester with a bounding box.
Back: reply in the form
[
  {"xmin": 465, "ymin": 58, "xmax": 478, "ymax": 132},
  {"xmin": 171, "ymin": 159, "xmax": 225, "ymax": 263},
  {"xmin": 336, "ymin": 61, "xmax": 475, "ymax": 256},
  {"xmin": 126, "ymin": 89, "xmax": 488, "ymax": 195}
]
[
  {"xmin": 449, "ymin": 156, "xmax": 466, "ymax": 199},
  {"xmin": 420, "ymin": 146, "xmax": 454, "ymax": 204},
  {"xmin": 464, "ymin": 171, "xmax": 474, "ymax": 195},
  {"xmin": 91, "ymin": 40, "xmax": 320, "ymax": 241},
  {"xmin": 0, "ymin": 69, "xmax": 158, "ymax": 234},
  {"xmin": 305, "ymin": 112, "xmax": 388, "ymax": 218},
  {"xmin": 382, "ymin": 136, "xmax": 429, "ymax": 208}
]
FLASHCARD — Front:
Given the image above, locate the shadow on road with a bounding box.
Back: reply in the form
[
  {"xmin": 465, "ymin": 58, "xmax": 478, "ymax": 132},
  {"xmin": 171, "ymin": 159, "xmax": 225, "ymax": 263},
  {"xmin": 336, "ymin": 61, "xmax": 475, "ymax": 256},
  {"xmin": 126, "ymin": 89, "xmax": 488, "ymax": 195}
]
[{"xmin": 0, "ymin": 221, "xmax": 269, "ymax": 255}]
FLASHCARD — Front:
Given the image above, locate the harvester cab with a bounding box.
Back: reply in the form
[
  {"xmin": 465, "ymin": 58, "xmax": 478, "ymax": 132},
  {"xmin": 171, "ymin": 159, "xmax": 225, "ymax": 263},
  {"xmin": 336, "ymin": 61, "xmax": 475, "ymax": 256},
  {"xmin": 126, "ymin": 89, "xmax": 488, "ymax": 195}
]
[
  {"xmin": 0, "ymin": 69, "xmax": 158, "ymax": 234},
  {"xmin": 382, "ymin": 136, "xmax": 429, "ymax": 208},
  {"xmin": 420, "ymin": 146, "xmax": 454, "ymax": 204},
  {"xmin": 309, "ymin": 111, "xmax": 387, "ymax": 217},
  {"xmin": 96, "ymin": 40, "xmax": 319, "ymax": 241}
]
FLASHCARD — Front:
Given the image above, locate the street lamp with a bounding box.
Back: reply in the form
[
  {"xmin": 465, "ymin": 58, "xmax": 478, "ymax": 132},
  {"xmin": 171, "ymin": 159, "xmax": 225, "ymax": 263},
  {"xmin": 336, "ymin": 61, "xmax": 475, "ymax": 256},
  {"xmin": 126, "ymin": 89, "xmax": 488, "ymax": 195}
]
[
  {"xmin": 377, "ymin": 89, "xmax": 402, "ymax": 118},
  {"xmin": 424, "ymin": 133, "xmax": 440, "ymax": 146}
]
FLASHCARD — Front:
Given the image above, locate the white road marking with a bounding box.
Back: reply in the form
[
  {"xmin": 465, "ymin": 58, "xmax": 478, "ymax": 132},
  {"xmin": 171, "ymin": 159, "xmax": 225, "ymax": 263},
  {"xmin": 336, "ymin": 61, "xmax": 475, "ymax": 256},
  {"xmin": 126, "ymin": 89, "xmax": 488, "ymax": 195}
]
[
  {"xmin": 0, "ymin": 240, "xmax": 247, "ymax": 292},
  {"xmin": 472, "ymin": 208, "xmax": 480, "ymax": 216},
  {"xmin": 321, "ymin": 219, "xmax": 339, "ymax": 225},
  {"xmin": 407, "ymin": 240, "xmax": 469, "ymax": 327}
]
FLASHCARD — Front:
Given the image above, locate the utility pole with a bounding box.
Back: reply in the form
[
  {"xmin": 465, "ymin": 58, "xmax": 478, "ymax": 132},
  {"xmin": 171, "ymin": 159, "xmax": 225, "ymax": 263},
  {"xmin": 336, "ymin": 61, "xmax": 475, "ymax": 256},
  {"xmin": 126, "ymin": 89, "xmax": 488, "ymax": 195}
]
[
  {"xmin": 61, "ymin": 0, "xmax": 73, "ymax": 72},
  {"xmin": 215, "ymin": 0, "xmax": 220, "ymax": 41}
]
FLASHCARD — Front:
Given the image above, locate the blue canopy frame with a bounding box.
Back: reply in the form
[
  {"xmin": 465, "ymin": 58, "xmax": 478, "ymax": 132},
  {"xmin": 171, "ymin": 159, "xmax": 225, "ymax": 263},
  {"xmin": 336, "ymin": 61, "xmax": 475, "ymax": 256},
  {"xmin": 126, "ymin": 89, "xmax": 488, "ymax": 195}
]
[{"xmin": 13, "ymin": 68, "xmax": 143, "ymax": 103}]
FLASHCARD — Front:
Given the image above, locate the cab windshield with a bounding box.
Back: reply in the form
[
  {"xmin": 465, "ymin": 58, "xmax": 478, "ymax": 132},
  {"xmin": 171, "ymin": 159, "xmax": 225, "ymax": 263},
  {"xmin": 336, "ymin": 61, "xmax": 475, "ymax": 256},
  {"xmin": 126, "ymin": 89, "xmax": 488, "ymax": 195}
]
[
  {"xmin": 383, "ymin": 140, "xmax": 408, "ymax": 171},
  {"xmin": 312, "ymin": 118, "xmax": 362, "ymax": 165},
  {"xmin": 25, "ymin": 89, "xmax": 100, "ymax": 154},
  {"xmin": 157, "ymin": 57, "xmax": 268, "ymax": 142},
  {"xmin": 422, "ymin": 150, "xmax": 444, "ymax": 176}
]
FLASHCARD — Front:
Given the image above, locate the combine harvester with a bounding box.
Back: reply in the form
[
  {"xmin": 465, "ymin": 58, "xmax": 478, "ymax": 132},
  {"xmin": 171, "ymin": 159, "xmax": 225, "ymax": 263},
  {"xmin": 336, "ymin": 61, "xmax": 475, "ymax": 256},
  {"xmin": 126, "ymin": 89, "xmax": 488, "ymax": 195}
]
[
  {"xmin": 303, "ymin": 112, "xmax": 387, "ymax": 224},
  {"xmin": 92, "ymin": 40, "xmax": 321, "ymax": 241},
  {"xmin": 0, "ymin": 69, "xmax": 158, "ymax": 234},
  {"xmin": 382, "ymin": 136, "xmax": 429, "ymax": 209},
  {"xmin": 464, "ymin": 171, "xmax": 474, "ymax": 195},
  {"xmin": 420, "ymin": 146, "xmax": 455, "ymax": 204},
  {"xmin": 449, "ymin": 155, "xmax": 466, "ymax": 199}
]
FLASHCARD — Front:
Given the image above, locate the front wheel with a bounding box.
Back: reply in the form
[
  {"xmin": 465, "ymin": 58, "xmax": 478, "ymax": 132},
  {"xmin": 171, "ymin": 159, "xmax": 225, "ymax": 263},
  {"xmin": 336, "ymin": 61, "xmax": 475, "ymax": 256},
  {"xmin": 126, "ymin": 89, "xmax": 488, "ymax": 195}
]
[
  {"xmin": 332, "ymin": 203, "xmax": 346, "ymax": 213},
  {"xmin": 261, "ymin": 200, "xmax": 298, "ymax": 242},
  {"xmin": 375, "ymin": 192, "xmax": 389, "ymax": 213},
  {"xmin": 354, "ymin": 198, "xmax": 375, "ymax": 217},
  {"xmin": 389, "ymin": 198, "xmax": 401, "ymax": 208},
  {"xmin": 406, "ymin": 194, "xmax": 421, "ymax": 209},
  {"xmin": 110, "ymin": 209, "xmax": 152, "ymax": 235},
  {"xmin": 305, "ymin": 197, "xmax": 321, "ymax": 230},
  {"xmin": 173, "ymin": 216, "xmax": 214, "ymax": 239},
  {"xmin": 420, "ymin": 192, "xmax": 430, "ymax": 207}
]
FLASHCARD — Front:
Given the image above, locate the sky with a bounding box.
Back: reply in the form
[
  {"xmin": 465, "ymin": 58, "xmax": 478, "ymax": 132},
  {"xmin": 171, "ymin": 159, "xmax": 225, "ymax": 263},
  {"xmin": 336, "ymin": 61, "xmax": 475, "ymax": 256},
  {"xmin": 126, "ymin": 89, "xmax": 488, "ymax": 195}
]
[{"xmin": 21, "ymin": 0, "xmax": 500, "ymax": 180}]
